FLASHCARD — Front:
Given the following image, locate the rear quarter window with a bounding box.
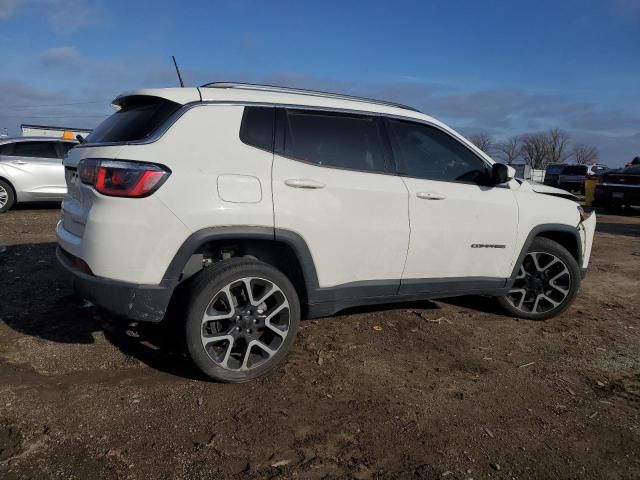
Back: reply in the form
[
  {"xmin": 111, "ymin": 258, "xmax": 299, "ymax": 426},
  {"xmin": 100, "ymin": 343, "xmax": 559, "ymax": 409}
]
[
  {"xmin": 85, "ymin": 96, "xmax": 181, "ymax": 144},
  {"xmin": 239, "ymin": 107, "xmax": 275, "ymax": 151}
]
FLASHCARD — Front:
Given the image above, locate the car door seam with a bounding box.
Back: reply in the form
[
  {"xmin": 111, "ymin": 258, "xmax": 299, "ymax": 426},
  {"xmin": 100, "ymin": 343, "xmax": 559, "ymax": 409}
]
[{"xmin": 397, "ymin": 176, "xmax": 412, "ymax": 294}]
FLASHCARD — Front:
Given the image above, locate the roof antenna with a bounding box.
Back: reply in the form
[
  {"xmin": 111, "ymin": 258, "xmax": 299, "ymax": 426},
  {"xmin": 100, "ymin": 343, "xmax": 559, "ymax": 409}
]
[{"xmin": 172, "ymin": 55, "xmax": 185, "ymax": 87}]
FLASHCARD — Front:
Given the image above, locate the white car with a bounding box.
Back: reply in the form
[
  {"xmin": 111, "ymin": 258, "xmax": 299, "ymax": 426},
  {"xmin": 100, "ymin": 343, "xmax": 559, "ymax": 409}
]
[
  {"xmin": 56, "ymin": 83, "xmax": 596, "ymax": 382},
  {"xmin": 0, "ymin": 137, "xmax": 76, "ymax": 212}
]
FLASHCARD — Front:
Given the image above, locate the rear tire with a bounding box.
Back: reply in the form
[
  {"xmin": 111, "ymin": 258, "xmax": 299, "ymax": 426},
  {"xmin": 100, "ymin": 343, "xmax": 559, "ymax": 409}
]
[
  {"xmin": 184, "ymin": 257, "xmax": 300, "ymax": 382},
  {"xmin": 497, "ymin": 237, "xmax": 581, "ymax": 320},
  {"xmin": 0, "ymin": 179, "xmax": 15, "ymax": 213}
]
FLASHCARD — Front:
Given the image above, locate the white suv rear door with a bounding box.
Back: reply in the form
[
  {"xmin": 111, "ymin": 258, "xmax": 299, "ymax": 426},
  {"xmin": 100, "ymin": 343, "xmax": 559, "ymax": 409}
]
[
  {"xmin": 272, "ymin": 108, "xmax": 410, "ymax": 289},
  {"xmin": 385, "ymin": 118, "xmax": 518, "ymax": 292}
]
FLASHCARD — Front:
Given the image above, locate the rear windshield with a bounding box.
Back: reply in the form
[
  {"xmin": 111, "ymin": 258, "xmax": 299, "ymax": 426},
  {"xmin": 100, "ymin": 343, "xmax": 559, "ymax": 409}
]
[
  {"xmin": 561, "ymin": 165, "xmax": 587, "ymax": 175},
  {"xmin": 85, "ymin": 96, "xmax": 181, "ymax": 144},
  {"xmin": 545, "ymin": 165, "xmax": 565, "ymax": 174}
]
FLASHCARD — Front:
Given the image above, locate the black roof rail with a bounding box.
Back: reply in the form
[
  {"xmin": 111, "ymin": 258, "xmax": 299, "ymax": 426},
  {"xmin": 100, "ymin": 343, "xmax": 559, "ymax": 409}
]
[{"xmin": 201, "ymin": 82, "xmax": 420, "ymax": 113}]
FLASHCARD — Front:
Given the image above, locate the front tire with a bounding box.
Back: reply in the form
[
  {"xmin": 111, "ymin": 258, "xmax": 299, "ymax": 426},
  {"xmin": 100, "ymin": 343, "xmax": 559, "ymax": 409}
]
[
  {"xmin": 498, "ymin": 237, "xmax": 581, "ymax": 320},
  {"xmin": 0, "ymin": 179, "xmax": 15, "ymax": 213},
  {"xmin": 184, "ymin": 258, "xmax": 300, "ymax": 382}
]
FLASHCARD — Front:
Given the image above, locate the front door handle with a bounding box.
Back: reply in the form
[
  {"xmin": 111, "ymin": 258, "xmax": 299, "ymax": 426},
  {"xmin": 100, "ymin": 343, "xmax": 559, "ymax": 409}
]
[
  {"xmin": 284, "ymin": 179, "xmax": 326, "ymax": 189},
  {"xmin": 416, "ymin": 191, "xmax": 447, "ymax": 200},
  {"xmin": 11, "ymin": 160, "xmax": 27, "ymax": 165}
]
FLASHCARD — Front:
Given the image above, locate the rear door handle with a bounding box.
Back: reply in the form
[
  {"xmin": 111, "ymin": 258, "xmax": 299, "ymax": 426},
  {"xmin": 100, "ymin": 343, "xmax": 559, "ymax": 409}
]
[
  {"xmin": 416, "ymin": 191, "xmax": 447, "ymax": 200},
  {"xmin": 284, "ymin": 179, "xmax": 326, "ymax": 189},
  {"xmin": 11, "ymin": 160, "xmax": 27, "ymax": 165}
]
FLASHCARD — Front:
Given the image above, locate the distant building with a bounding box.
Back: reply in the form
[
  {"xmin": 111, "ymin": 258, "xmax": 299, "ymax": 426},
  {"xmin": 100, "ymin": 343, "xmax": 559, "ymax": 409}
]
[{"xmin": 21, "ymin": 123, "xmax": 92, "ymax": 140}]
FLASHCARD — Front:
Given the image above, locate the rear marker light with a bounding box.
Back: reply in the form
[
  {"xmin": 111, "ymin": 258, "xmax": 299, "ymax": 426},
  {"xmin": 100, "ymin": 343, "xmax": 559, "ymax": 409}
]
[{"xmin": 78, "ymin": 159, "xmax": 170, "ymax": 198}]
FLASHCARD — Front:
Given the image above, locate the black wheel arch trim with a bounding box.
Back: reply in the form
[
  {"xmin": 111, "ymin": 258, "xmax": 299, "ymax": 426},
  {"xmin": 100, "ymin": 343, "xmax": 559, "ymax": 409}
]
[
  {"xmin": 508, "ymin": 223, "xmax": 582, "ymax": 284},
  {"xmin": 163, "ymin": 226, "xmax": 321, "ymax": 293}
]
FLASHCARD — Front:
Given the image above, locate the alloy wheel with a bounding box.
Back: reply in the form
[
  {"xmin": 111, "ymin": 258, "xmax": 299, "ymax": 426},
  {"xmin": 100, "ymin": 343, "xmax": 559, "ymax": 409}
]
[
  {"xmin": 0, "ymin": 185, "xmax": 7, "ymax": 209},
  {"xmin": 506, "ymin": 251, "xmax": 572, "ymax": 314},
  {"xmin": 200, "ymin": 277, "xmax": 290, "ymax": 371}
]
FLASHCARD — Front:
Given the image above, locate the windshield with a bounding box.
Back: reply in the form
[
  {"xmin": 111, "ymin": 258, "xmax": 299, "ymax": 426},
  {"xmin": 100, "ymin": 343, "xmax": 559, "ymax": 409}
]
[{"xmin": 85, "ymin": 96, "xmax": 181, "ymax": 144}]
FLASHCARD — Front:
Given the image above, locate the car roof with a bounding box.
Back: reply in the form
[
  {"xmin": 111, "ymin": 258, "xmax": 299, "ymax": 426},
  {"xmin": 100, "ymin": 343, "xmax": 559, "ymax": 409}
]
[
  {"xmin": 202, "ymin": 82, "xmax": 421, "ymax": 112},
  {"xmin": 113, "ymin": 84, "xmax": 440, "ymax": 124},
  {"xmin": 0, "ymin": 136, "xmax": 77, "ymax": 145}
]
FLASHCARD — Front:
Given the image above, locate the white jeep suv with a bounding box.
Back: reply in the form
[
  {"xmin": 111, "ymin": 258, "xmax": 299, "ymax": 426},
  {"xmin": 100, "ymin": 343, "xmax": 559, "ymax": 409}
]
[{"xmin": 56, "ymin": 83, "xmax": 596, "ymax": 382}]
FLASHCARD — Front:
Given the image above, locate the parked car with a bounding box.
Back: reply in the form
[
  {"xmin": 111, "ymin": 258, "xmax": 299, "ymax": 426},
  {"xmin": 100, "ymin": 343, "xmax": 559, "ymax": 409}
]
[
  {"xmin": 594, "ymin": 165, "xmax": 640, "ymax": 208},
  {"xmin": 543, "ymin": 164, "xmax": 566, "ymax": 187},
  {"xmin": 557, "ymin": 164, "xmax": 609, "ymax": 193},
  {"xmin": 544, "ymin": 163, "xmax": 610, "ymax": 193},
  {"xmin": 56, "ymin": 83, "xmax": 597, "ymax": 382},
  {"xmin": 0, "ymin": 137, "xmax": 76, "ymax": 213}
]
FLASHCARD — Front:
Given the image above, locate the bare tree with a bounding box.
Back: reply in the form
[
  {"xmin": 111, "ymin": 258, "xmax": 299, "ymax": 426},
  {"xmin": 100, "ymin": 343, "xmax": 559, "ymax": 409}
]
[
  {"xmin": 468, "ymin": 133, "xmax": 495, "ymax": 155},
  {"xmin": 519, "ymin": 133, "xmax": 550, "ymax": 169},
  {"xmin": 546, "ymin": 128, "xmax": 572, "ymax": 165},
  {"xmin": 572, "ymin": 144, "xmax": 599, "ymax": 165},
  {"xmin": 495, "ymin": 136, "xmax": 521, "ymax": 165}
]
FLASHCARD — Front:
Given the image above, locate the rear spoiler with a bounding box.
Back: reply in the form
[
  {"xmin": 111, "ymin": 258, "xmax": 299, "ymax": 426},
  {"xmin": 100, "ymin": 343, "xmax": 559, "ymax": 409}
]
[{"xmin": 111, "ymin": 88, "xmax": 202, "ymax": 109}]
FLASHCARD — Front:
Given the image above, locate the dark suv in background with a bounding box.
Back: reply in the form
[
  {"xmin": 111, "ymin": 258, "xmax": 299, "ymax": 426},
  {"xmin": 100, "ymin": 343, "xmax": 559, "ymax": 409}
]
[
  {"xmin": 594, "ymin": 165, "xmax": 640, "ymax": 208},
  {"xmin": 545, "ymin": 164, "xmax": 609, "ymax": 193}
]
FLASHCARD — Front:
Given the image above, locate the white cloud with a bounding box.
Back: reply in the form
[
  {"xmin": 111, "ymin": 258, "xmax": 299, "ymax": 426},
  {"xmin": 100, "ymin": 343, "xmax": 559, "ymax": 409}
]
[{"xmin": 39, "ymin": 46, "xmax": 83, "ymax": 67}]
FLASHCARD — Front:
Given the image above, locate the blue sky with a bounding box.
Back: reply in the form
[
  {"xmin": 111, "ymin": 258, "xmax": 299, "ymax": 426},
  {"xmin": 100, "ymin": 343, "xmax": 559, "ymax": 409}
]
[{"xmin": 0, "ymin": 0, "xmax": 638, "ymax": 165}]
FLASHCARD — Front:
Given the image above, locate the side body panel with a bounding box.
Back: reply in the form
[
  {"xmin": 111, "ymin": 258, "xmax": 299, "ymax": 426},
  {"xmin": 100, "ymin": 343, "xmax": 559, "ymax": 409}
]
[
  {"xmin": 272, "ymin": 155, "xmax": 410, "ymax": 288},
  {"xmin": 511, "ymin": 188, "xmax": 583, "ymax": 272},
  {"xmin": 148, "ymin": 105, "xmax": 275, "ymax": 231},
  {"xmin": 400, "ymin": 179, "xmax": 519, "ymax": 282},
  {"xmin": 0, "ymin": 154, "xmax": 66, "ymax": 202}
]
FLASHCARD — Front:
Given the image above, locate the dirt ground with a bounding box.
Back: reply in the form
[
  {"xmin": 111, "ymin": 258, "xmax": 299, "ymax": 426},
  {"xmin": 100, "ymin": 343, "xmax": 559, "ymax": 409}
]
[{"xmin": 0, "ymin": 205, "xmax": 639, "ymax": 479}]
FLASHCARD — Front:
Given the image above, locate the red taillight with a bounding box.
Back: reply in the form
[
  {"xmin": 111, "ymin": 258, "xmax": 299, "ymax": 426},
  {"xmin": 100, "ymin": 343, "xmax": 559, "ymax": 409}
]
[{"xmin": 78, "ymin": 159, "xmax": 170, "ymax": 198}]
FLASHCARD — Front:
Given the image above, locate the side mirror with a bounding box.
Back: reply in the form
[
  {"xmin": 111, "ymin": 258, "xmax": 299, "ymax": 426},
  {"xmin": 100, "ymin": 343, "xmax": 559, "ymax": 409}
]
[{"xmin": 491, "ymin": 163, "xmax": 515, "ymax": 185}]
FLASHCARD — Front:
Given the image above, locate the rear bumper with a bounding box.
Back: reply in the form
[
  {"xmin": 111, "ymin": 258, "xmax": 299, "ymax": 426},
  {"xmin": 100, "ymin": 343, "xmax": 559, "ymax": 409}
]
[
  {"xmin": 594, "ymin": 185, "xmax": 640, "ymax": 205},
  {"xmin": 57, "ymin": 247, "xmax": 175, "ymax": 322}
]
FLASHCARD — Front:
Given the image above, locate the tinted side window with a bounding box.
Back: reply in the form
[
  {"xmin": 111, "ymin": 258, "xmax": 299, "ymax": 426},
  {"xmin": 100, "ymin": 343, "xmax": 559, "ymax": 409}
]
[
  {"xmin": 12, "ymin": 141, "xmax": 58, "ymax": 159},
  {"xmin": 283, "ymin": 109, "xmax": 386, "ymax": 172},
  {"xmin": 240, "ymin": 107, "xmax": 274, "ymax": 151},
  {"xmin": 387, "ymin": 119, "xmax": 490, "ymax": 183},
  {"xmin": 0, "ymin": 143, "xmax": 15, "ymax": 156}
]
